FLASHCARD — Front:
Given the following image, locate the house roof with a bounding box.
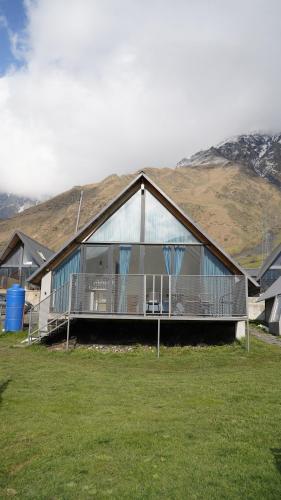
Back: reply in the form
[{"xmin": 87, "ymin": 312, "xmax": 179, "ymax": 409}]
[
  {"xmin": 257, "ymin": 243, "xmax": 281, "ymax": 280},
  {"xmin": 258, "ymin": 276, "xmax": 281, "ymax": 301},
  {"xmin": 245, "ymin": 268, "xmax": 259, "ymax": 279},
  {"xmin": 0, "ymin": 230, "xmax": 54, "ymax": 268},
  {"xmin": 27, "ymin": 173, "xmax": 259, "ymax": 288}
]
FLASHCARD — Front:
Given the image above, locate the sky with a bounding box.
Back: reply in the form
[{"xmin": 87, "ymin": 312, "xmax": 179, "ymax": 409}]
[{"xmin": 0, "ymin": 0, "xmax": 281, "ymax": 198}]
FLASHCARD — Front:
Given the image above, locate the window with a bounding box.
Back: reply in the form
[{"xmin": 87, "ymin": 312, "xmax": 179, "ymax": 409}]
[
  {"xmin": 85, "ymin": 246, "xmax": 109, "ymax": 274},
  {"xmin": 261, "ymin": 269, "xmax": 281, "ymax": 292},
  {"xmin": 23, "ymin": 246, "xmax": 34, "ymax": 266},
  {"xmin": 2, "ymin": 244, "xmax": 22, "ymax": 267},
  {"xmin": 86, "ymin": 188, "xmax": 199, "ymax": 244},
  {"xmin": 144, "ymin": 191, "xmax": 198, "ymax": 243},
  {"xmin": 112, "ymin": 245, "xmax": 140, "ymax": 274},
  {"xmin": 87, "ymin": 190, "xmax": 142, "ymax": 243},
  {"xmin": 144, "ymin": 246, "xmax": 167, "ymax": 275},
  {"xmin": 179, "ymin": 246, "xmax": 202, "ymax": 275}
]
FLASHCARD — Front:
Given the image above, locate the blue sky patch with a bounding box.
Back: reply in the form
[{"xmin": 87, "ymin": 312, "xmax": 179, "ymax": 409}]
[{"xmin": 0, "ymin": 0, "xmax": 27, "ymax": 74}]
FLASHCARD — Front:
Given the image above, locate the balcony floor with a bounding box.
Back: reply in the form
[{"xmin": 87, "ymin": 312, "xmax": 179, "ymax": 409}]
[{"xmin": 69, "ymin": 313, "xmax": 247, "ymax": 322}]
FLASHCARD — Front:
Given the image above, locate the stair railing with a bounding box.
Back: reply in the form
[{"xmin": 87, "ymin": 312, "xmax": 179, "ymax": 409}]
[{"xmin": 28, "ymin": 281, "xmax": 70, "ymax": 344}]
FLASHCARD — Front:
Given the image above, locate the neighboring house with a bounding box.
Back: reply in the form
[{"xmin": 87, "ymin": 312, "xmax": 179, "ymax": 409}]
[
  {"xmin": 257, "ymin": 243, "xmax": 281, "ymax": 293},
  {"xmin": 245, "ymin": 268, "xmax": 259, "ymax": 282},
  {"xmin": 258, "ymin": 276, "xmax": 281, "ymax": 335},
  {"xmin": 28, "ymin": 173, "xmax": 258, "ymax": 344},
  {"xmin": 0, "ymin": 231, "xmax": 54, "ymax": 289}
]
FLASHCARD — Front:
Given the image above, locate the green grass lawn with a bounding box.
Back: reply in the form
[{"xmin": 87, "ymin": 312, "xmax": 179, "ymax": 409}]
[{"xmin": 1, "ymin": 333, "xmax": 281, "ymax": 499}]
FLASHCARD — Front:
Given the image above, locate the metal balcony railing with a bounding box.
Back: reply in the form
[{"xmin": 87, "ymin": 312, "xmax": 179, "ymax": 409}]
[{"xmin": 66, "ymin": 273, "xmax": 247, "ymax": 318}]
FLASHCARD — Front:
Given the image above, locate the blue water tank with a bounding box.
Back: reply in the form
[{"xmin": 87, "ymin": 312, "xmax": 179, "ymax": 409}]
[{"xmin": 5, "ymin": 284, "xmax": 25, "ymax": 332}]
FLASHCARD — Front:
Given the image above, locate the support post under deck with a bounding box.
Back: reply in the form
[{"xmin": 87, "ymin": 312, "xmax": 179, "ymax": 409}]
[
  {"xmin": 66, "ymin": 275, "xmax": 73, "ymax": 351},
  {"xmin": 157, "ymin": 318, "xmax": 160, "ymax": 358},
  {"xmin": 245, "ymin": 276, "xmax": 250, "ymax": 352}
]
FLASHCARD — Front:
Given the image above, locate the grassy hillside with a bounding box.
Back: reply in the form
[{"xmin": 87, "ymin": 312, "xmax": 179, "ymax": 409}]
[{"xmin": 0, "ymin": 163, "xmax": 280, "ymax": 267}]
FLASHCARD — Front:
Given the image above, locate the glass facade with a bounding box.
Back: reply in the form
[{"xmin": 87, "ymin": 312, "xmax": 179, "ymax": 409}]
[
  {"xmin": 144, "ymin": 191, "xmax": 198, "ymax": 243},
  {"xmin": 76, "ymin": 187, "xmax": 233, "ymax": 282},
  {"xmin": 23, "ymin": 246, "xmax": 34, "ymax": 265},
  {"xmin": 2, "ymin": 244, "xmax": 22, "ymax": 267},
  {"xmin": 85, "ymin": 246, "xmax": 110, "ymax": 274},
  {"xmin": 83, "ymin": 244, "xmax": 203, "ymax": 276},
  {"xmin": 87, "ymin": 188, "xmax": 199, "ymax": 244},
  {"xmin": 88, "ymin": 190, "xmax": 142, "ymax": 243},
  {"xmin": 261, "ymin": 269, "xmax": 281, "ymax": 293},
  {"xmin": 0, "ymin": 242, "xmax": 39, "ymax": 288}
]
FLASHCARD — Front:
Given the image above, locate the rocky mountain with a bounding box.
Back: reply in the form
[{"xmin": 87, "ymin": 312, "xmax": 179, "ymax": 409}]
[
  {"xmin": 0, "ymin": 164, "xmax": 280, "ymax": 269},
  {"xmin": 0, "ymin": 192, "xmax": 38, "ymax": 219},
  {"xmin": 177, "ymin": 133, "xmax": 281, "ymax": 187}
]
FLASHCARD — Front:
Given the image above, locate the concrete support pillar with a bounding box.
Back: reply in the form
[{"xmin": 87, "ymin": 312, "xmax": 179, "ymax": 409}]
[{"xmin": 235, "ymin": 320, "xmax": 246, "ymax": 340}]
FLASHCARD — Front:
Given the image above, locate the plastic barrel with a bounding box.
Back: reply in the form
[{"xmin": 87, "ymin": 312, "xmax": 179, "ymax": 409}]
[{"xmin": 5, "ymin": 284, "xmax": 25, "ymax": 332}]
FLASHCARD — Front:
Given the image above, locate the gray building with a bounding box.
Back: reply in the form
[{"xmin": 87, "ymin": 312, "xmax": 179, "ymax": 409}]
[
  {"xmin": 0, "ymin": 231, "xmax": 53, "ymax": 289},
  {"xmin": 257, "ymin": 243, "xmax": 281, "ymax": 293},
  {"xmin": 258, "ymin": 276, "xmax": 281, "ymax": 335}
]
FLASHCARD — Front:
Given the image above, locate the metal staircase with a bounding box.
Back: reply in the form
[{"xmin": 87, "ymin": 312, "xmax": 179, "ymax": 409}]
[{"xmin": 27, "ymin": 281, "xmax": 70, "ymax": 344}]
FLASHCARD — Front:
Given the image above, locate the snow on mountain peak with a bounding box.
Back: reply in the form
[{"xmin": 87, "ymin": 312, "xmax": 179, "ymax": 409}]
[{"xmin": 177, "ymin": 133, "xmax": 281, "ymax": 188}]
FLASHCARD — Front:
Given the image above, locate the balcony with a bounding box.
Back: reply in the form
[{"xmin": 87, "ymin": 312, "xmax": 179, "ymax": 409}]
[{"xmin": 50, "ymin": 273, "xmax": 248, "ymax": 319}]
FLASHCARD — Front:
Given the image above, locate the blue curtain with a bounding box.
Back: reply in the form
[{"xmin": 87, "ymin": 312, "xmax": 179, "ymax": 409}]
[
  {"xmin": 203, "ymin": 248, "xmax": 232, "ymax": 315},
  {"xmin": 52, "ymin": 249, "xmax": 81, "ymax": 312},
  {"xmin": 203, "ymin": 248, "xmax": 231, "ymax": 276},
  {"xmin": 118, "ymin": 245, "xmax": 132, "ymax": 313},
  {"xmin": 174, "ymin": 246, "xmax": 185, "ymax": 275},
  {"xmin": 163, "ymin": 246, "xmax": 172, "ymax": 274}
]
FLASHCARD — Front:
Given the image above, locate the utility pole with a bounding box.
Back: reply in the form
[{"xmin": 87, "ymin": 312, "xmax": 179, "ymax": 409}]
[{"xmin": 75, "ymin": 190, "xmax": 84, "ymax": 234}]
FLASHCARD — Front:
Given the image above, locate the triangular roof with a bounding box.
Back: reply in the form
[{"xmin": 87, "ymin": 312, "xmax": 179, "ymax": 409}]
[
  {"xmin": 257, "ymin": 242, "xmax": 281, "ymax": 280},
  {"xmin": 258, "ymin": 276, "xmax": 281, "ymax": 301},
  {"xmin": 28, "ymin": 173, "xmax": 259, "ymax": 288},
  {"xmin": 0, "ymin": 230, "xmax": 54, "ymax": 268}
]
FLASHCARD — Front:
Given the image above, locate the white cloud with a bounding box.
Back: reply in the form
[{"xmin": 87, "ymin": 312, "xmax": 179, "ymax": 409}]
[{"xmin": 0, "ymin": 0, "xmax": 281, "ymax": 196}]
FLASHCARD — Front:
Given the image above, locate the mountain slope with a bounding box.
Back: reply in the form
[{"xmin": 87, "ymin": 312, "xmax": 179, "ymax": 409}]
[
  {"xmin": 0, "ymin": 164, "xmax": 280, "ymax": 268},
  {"xmin": 0, "ymin": 192, "xmax": 38, "ymax": 219},
  {"xmin": 178, "ymin": 133, "xmax": 281, "ymax": 187}
]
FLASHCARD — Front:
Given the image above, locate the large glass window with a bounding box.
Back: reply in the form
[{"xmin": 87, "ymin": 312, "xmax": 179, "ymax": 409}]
[
  {"xmin": 261, "ymin": 269, "xmax": 281, "ymax": 292},
  {"xmin": 179, "ymin": 246, "xmax": 202, "ymax": 275},
  {"xmin": 23, "ymin": 246, "xmax": 34, "ymax": 266},
  {"xmin": 87, "ymin": 190, "xmax": 142, "ymax": 243},
  {"xmin": 86, "ymin": 188, "xmax": 199, "ymax": 244},
  {"xmin": 2, "ymin": 244, "xmax": 22, "ymax": 267},
  {"xmin": 144, "ymin": 191, "xmax": 198, "ymax": 244},
  {"xmin": 112, "ymin": 245, "xmax": 140, "ymax": 274},
  {"xmin": 203, "ymin": 248, "xmax": 231, "ymax": 276},
  {"xmin": 85, "ymin": 246, "xmax": 109, "ymax": 274},
  {"xmin": 144, "ymin": 246, "xmax": 167, "ymax": 275},
  {"xmin": 84, "ymin": 244, "xmax": 202, "ymax": 276}
]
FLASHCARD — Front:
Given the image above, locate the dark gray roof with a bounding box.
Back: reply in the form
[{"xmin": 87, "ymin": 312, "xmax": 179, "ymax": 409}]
[
  {"xmin": 257, "ymin": 243, "xmax": 281, "ymax": 280},
  {"xmin": 27, "ymin": 172, "xmax": 259, "ymax": 288},
  {"xmin": 0, "ymin": 230, "xmax": 54, "ymax": 267},
  {"xmin": 245, "ymin": 268, "xmax": 259, "ymax": 279},
  {"xmin": 258, "ymin": 276, "xmax": 281, "ymax": 301}
]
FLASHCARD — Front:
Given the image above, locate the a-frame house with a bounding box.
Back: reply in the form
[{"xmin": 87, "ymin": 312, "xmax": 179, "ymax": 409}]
[{"xmin": 28, "ymin": 173, "xmax": 257, "ymax": 344}]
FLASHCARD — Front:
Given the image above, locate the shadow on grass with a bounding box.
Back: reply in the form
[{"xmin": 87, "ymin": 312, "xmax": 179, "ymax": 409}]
[
  {"xmin": 271, "ymin": 448, "xmax": 281, "ymax": 473},
  {"xmin": 0, "ymin": 378, "xmax": 11, "ymax": 407},
  {"xmin": 44, "ymin": 318, "xmax": 237, "ymax": 347}
]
